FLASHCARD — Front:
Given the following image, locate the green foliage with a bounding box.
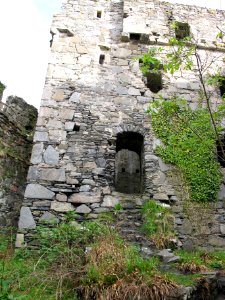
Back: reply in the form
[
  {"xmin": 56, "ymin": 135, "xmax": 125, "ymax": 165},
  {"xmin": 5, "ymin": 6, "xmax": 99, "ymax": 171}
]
[
  {"xmin": 148, "ymin": 97, "xmax": 222, "ymax": 202},
  {"xmin": 208, "ymin": 251, "xmax": 225, "ymax": 269},
  {"xmin": 164, "ymin": 272, "xmax": 203, "ymax": 287},
  {"xmin": 141, "ymin": 200, "xmax": 175, "ymax": 248},
  {"xmin": 137, "ymin": 48, "xmax": 163, "ymax": 75},
  {"xmin": 0, "ymin": 82, "xmax": 6, "ymax": 94},
  {"xmin": 0, "ymin": 222, "xmax": 176, "ymax": 299},
  {"xmin": 138, "ymin": 40, "xmax": 194, "ymax": 76},
  {"xmin": 114, "ymin": 203, "xmax": 122, "ymax": 212},
  {"xmin": 175, "ymin": 249, "xmax": 225, "ymax": 273}
]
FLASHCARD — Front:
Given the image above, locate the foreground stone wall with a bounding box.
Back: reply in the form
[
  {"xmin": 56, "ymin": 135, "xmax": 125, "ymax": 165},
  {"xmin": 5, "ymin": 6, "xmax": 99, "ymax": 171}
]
[
  {"xmin": 17, "ymin": 0, "xmax": 225, "ymax": 249},
  {"xmin": 0, "ymin": 97, "xmax": 37, "ymax": 227}
]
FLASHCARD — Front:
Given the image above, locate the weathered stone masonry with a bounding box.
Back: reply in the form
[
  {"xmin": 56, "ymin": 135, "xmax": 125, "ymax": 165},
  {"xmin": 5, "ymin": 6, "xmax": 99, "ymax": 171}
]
[
  {"xmin": 18, "ymin": 0, "xmax": 225, "ymax": 249},
  {"xmin": 0, "ymin": 97, "xmax": 37, "ymax": 227}
]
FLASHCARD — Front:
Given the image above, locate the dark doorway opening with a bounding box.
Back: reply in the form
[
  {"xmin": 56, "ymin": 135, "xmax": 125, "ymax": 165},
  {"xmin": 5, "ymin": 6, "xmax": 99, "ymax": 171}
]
[{"xmin": 115, "ymin": 132, "xmax": 144, "ymax": 194}]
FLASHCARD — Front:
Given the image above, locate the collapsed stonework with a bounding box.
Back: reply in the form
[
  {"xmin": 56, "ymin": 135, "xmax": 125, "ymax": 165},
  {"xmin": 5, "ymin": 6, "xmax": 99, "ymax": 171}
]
[
  {"xmin": 0, "ymin": 97, "xmax": 37, "ymax": 227},
  {"xmin": 17, "ymin": 0, "xmax": 225, "ymax": 249}
]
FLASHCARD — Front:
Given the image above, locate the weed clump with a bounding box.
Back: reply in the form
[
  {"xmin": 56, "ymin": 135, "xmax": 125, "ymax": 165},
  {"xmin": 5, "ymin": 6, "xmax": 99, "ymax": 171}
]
[{"xmin": 141, "ymin": 200, "xmax": 175, "ymax": 248}]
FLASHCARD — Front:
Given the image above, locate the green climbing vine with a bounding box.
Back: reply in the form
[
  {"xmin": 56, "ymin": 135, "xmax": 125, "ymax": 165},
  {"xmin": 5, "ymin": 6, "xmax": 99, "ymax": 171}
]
[
  {"xmin": 138, "ymin": 31, "xmax": 225, "ymax": 202},
  {"xmin": 147, "ymin": 97, "xmax": 222, "ymax": 202}
]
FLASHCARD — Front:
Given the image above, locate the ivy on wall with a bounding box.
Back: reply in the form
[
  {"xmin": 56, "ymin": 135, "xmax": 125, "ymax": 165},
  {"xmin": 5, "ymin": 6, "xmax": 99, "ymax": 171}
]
[
  {"xmin": 147, "ymin": 97, "xmax": 222, "ymax": 202},
  {"xmin": 0, "ymin": 81, "xmax": 6, "ymax": 94}
]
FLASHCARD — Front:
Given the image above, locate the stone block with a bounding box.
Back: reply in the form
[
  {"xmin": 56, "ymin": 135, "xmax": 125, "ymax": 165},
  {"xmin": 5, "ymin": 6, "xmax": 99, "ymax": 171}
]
[
  {"xmin": 30, "ymin": 143, "xmax": 43, "ymax": 164},
  {"xmin": 56, "ymin": 193, "xmax": 67, "ymax": 202},
  {"xmin": 153, "ymin": 171, "xmax": 166, "ymax": 184},
  {"xmin": 49, "ymin": 130, "xmax": 67, "ymax": 142},
  {"xmin": 153, "ymin": 193, "xmax": 169, "ymax": 201},
  {"xmin": 128, "ymin": 87, "xmax": 141, "ymax": 96},
  {"xmin": 218, "ymin": 185, "xmax": 225, "ymax": 200},
  {"xmin": 209, "ymin": 236, "xmax": 225, "ymax": 247},
  {"xmin": 115, "ymin": 86, "xmax": 128, "ymax": 95},
  {"xmin": 59, "ymin": 108, "xmax": 74, "ymax": 120},
  {"xmin": 25, "ymin": 184, "xmax": 55, "ymax": 199},
  {"xmin": 51, "ymin": 201, "xmax": 75, "ymax": 212},
  {"xmin": 175, "ymin": 79, "xmax": 189, "ymax": 89},
  {"xmin": 43, "ymin": 146, "xmax": 59, "ymax": 165},
  {"xmin": 69, "ymin": 192, "xmax": 101, "ymax": 204},
  {"xmin": 179, "ymin": 220, "xmax": 193, "ymax": 235},
  {"xmin": 158, "ymin": 158, "xmax": 170, "ymax": 172},
  {"xmin": 27, "ymin": 166, "xmax": 39, "ymax": 181},
  {"xmin": 65, "ymin": 122, "xmax": 75, "ymax": 131},
  {"xmin": 69, "ymin": 92, "xmax": 81, "ymax": 103},
  {"xmin": 15, "ymin": 234, "xmax": 25, "ymax": 248},
  {"xmin": 82, "ymin": 179, "xmax": 96, "ymax": 186},
  {"xmin": 40, "ymin": 212, "xmax": 59, "ymax": 224},
  {"xmin": 66, "ymin": 178, "xmax": 79, "ymax": 184},
  {"xmin": 76, "ymin": 44, "xmax": 88, "ymax": 54},
  {"xmin": 18, "ymin": 207, "xmax": 36, "ymax": 229},
  {"xmin": 33, "ymin": 132, "xmax": 49, "ymax": 142},
  {"xmin": 92, "ymin": 168, "xmax": 105, "ymax": 175},
  {"xmin": 52, "ymin": 90, "xmax": 65, "ymax": 101},
  {"xmin": 101, "ymin": 195, "xmax": 119, "ymax": 207},
  {"xmin": 112, "ymin": 48, "xmax": 132, "ymax": 58},
  {"xmin": 47, "ymin": 120, "xmax": 62, "ymax": 129},
  {"xmin": 84, "ymin": 162, "xmax": 97, "ymax": 168},
  {"xmin": 76, "ymin": 204, "xmax": 91, "ymax": 214},
  {"xmin": 220, "ymin": 224, "xmax": 225, "ymax": 235},
  {"xmin": 80, "ymin": 185, "xmax": 91, "ymax": 192},
  {"xmin": 40, "ymin": 169, "xmax": 66, "ymax": 182}
]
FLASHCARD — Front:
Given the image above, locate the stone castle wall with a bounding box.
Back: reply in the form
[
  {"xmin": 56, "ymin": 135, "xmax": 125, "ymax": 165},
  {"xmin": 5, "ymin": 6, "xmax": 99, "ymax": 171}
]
[
  {"xmin": 0, "ymin": 97, "xmax": 37, "ymax": 227},
  {"xmin": 17, "ymin": 0, "xmax": 225, "ymax": 249}
]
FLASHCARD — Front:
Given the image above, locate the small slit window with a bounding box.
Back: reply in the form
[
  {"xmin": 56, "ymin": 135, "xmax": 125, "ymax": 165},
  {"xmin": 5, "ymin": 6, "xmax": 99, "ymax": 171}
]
[
  {"xmin": 99, "ymin": 54, "xmax": 105, "ymax": 65},
  {"xmin": 97, "ymin": 11, "xmax": 102, "ymax": 18},
  {"xmin": 175, "ymin": 22, "xmax": 190, "ymax": 40},
  {"xmin": 122, "ymin": 168, "xmax": 125, "ymax": 172},
  {"xmin": 73, "ymin": 124, "xmax": 80, "ymax": 132},
  {"xmin": 130, "ymin": 33, "xmax": 141, "ymax": 41},
  {"xmin": 136, "ymin": 169, "xmax": 140, "ymax": 173}
]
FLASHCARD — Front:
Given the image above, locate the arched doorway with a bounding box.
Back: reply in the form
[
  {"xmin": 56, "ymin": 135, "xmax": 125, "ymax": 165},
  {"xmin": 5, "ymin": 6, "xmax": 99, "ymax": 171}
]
[{"xmin": 115, "ymin": 132, "xmax": 144, "ymax": 194}]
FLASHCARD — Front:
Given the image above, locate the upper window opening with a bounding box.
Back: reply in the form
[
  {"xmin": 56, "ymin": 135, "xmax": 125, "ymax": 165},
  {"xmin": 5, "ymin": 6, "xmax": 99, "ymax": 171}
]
[
  {"xmin": 146, "ymin": 72, "xmax": 163, "ymax": 93},
  {"xmin": 97, "ymin": 11, "xmax": 102, "ymax": 18},
  {"xmin": 130, "ymin": 33, "xmax": 141, "ymax": 41},
  {"xmin": 122, "ymin": 168, "xmax": 125, "ymax": 172},
  {"xmin": 73, "ymin": 124, "xmax": 80, "ymax": 132},
  {"xmin": 99, "ymin": 54, "xmax": 105, "ymax": 65},
  {"xmin": 175, "ymin": 22, "xmax": 190, "ymax": 40},
  {"xmin": 123, "ymin": 13, "xmax": 129, "ymax": 18}
]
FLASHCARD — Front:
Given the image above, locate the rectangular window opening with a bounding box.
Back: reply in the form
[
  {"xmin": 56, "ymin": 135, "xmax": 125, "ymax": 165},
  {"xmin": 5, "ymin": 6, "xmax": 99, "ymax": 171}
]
[
  {"xmin": 97, "ymin": 11, "xmax": 102, "ymax": 18},
  {"xmin": 130, "ymin": 33, "xmax": 141, "ymax": 41},
  {"xmin": 122, "ymin": 168, "xmax": 125, "ymax": 173},
  {"xmin": 73, "ymin": 124, "xmax": 80, "ymax": 132},
  {"xmin": 99, "ymin": 54, "xmax": 105, "ymax": 65},
  {"xmin": 175, "ymin": 22, "xmax": 190, "ymax": 40}
]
